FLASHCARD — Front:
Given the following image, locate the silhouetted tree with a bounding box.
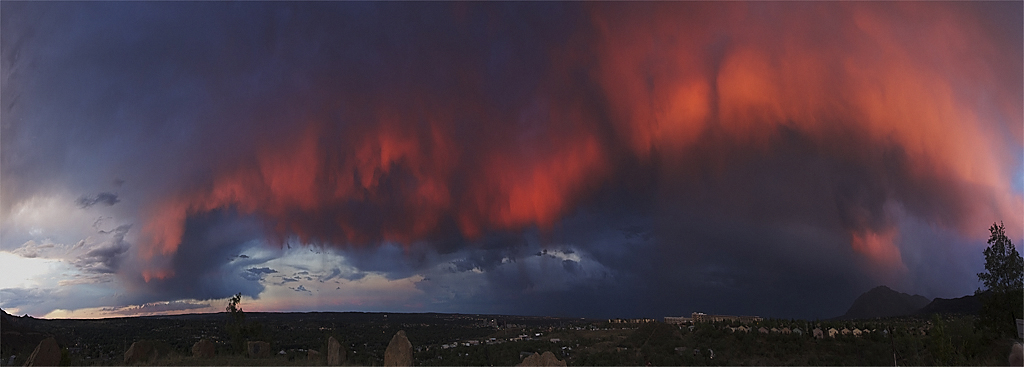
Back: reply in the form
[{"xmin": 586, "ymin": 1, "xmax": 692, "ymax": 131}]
[
  {"xmin": 225, "ymin": 293, "xmax": 263, "ymax": 354},
  {"xmin": 976, "ymin": 222, "xmax": 1023, "ymax": 338}
]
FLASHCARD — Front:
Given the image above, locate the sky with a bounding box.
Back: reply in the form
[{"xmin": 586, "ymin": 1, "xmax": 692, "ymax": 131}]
[{"xmin": 1, "ymin": 2, "xmax": 1021, "ymax": 321}]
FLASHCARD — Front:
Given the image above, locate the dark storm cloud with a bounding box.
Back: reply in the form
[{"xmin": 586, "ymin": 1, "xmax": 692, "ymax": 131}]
[
  {"xmin": 240, "ymin": 267, "xmax": 278, "ymax": 281},
  {"xmin": 561, "ymin": 260, "xmax": 580, "ymax": 274},
  {"xmin": 73, "ymin": 224, "xmax": 131, "ymax": 274},
  {"xmin": 317, "ymin": 267, "xmax": 366, "ymax": 282},
  {"xmin": 445, "ymin": 232, "xmax": 530, "ymax": 274},
  {"xmin": 1, "ymin": 1, "xmax": 1020, "ymax": 319},
  {"xmin": 120, "ymin": 209, "xmax": 272, "ymax": 304},
  {"xmin": 75, "ymin": 192, "xmax": 120, "ymax": 209}
]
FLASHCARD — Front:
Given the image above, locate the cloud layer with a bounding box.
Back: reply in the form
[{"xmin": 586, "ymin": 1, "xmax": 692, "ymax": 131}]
[{"xmin": 1, "ymin": 2, "xmax": 1021, "ymax": 319}]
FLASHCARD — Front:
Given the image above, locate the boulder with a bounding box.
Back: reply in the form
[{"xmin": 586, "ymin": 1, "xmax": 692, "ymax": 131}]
[
  {"xmin": 124, "ymin": 340, "xmax": 158, "ymax": 365},
  {"xmin": 191, "ymin": 338, "xmax": 215, "ymax": 358},
  {"xmin": 517, "ymin": 351, "xmax": 566, "ymax": 367},
  {"xmin": 247, "ymin": 341, "xmax": 272, "ymax": 358},
  {"xmin": 308, "ymin": 349, "xmax": 321, "ymax": 364},
  {"xmin": 24, "ymin": 337, "xmax": 61, "ymax": 366},
  {"xmin": 1010, "ymin": 342, "xmax": 1023, "ymax": 367},
  {"xmin": 327, "ymin": 336, "xmax": 345, "ymax": 365},
  {"xmin": 383, "ymin": 330, "xmax": 413, "ymax": 366}
]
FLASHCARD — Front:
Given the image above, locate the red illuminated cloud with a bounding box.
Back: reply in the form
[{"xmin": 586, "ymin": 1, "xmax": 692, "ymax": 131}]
[
  {"xmin": 588, "ymin": 2, "xmax": 1021, "ymax": 261},
  {"xmin": 138, "ymin": 2, "xmax": 1021, "ymax": 280}
]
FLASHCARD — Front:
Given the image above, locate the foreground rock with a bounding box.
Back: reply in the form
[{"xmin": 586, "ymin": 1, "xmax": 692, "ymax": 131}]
[
  {"xmin": 191, "ymin": 338, "xmax": 215, "ymax": 358},
  {"xmin": 1010, "ymin": 343, "xmax": 1023, "ymax": 367},
  {"xmin": 124, "ymin": 340, "xmax": 159, "ymax": 365},
  {"xmin": 383, "ymin": 330, "xmax": 413, "ymax": 366},
  {"xmin": 247, "ymin": 341, "xmax": 271, "ymax": 358},
  {"xmin": 518, "ymin": 351, "xmax": 566, "ymax": 367},
  {"xmin": 24, "ymin": 337, "xmax": 60, "ymax": 366},
  {"xmin": 308, "ymin": 349, "xmax": 321, "ymax": 364},
  {"xmin": 327, "ymin": 336, "xmax": 345, "ymax": 365}
]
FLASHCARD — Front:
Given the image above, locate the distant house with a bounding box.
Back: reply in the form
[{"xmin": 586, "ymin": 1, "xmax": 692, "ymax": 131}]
[
  {"xmin": 828, "ymin": 328, "xmax": 839, "ymax": 338},
  {"xmin": 733, "ymin": 326, "xmax": 749, "ymax": 333},
  {"xmin": 792, "ymin": 328, "xmax": 803, "ymax": 336},
  {"xmin": 758, "ymin": 327, "xmax": 769, "ymax": 334},
  {"xmin": 841, "ymin": 328, "xmax": 851, "ymax": 336},
  {"xmin": 781, "ymin": 327, "xmax": 792, "ymax": 335},
  {"xmin": 852, "ymin": 328, "xmax": 862, "ymax": 337},
  {"xmin": 813, "ymin": 328, "xmax": 824, "ymax": 339},
  {"xmin": 770, "ymin": 327, "xmax": 779, "ymax": 333},
  {"xmin": 664, "ymin": 316, "xmax": 692, "ymax": 324}
]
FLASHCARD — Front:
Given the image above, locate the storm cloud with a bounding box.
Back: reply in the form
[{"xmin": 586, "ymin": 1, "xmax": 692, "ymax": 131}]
[
  {"xmin": 75, "ymin": 193, "xmax": 120, "ymax": 209},
  {"xmin": 1, "ymin": 2, "xmax": 1020, "ymax": 319}
]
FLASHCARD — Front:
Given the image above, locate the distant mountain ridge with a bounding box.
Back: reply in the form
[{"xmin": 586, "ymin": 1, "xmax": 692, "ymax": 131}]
[
  {"xmin": 915, "ymin": 293, "xmax": 982, "ymax": 316},
  {"xmin": 839, "ymin": 285, "xmax": 930, "ymax": 319}
]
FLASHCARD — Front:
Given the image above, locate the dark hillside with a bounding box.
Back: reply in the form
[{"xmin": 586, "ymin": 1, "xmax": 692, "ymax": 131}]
[
  {"xmin": 840, "ymin": 286, "xmax": 930, "ymax": 319},
  {"xmin": 915, "ymin": 293, "xmax": 982, "ymax": 316},
  {"xmin": 1, "ymin": 309, "xmax": 56, "ymax": 365}
]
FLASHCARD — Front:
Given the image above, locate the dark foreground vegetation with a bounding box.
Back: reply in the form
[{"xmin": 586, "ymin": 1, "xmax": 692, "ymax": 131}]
[{"xmin": 1, "ymin": 308, "xmax": 1019, "ymax": 366}]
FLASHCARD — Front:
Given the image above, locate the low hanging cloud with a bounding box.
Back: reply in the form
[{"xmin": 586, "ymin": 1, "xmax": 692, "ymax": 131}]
[
  {"xmin": 240, "ymin": 267, "xmax": 278, "ymax": 281},
  {"xmin": 99, "ymin": 300, "xmax": 210, "ymax": 316},
  {"xmin": 11, "ymin": 240, "xmax": 55, "ymax": 259},
  {"xmin": 72, "ymin": 224, "xmax": 131, "ymax": 274},
  {"xmin": 75, "ymin": 192, "xmax": 120, "ymax": 209}
]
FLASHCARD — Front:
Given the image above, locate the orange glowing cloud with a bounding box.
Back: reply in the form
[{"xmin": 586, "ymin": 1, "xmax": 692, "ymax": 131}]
[
  {"xmin": 135, "ymin": 2, "xmax": 1021, "ymax": 280},
  {"xmin": 850, "ymin": 227, "xmax": 905, "ymax": 272},
  {"xmin": 589, "ymin": 2, "xmax": 1021, "ymax": 231}
]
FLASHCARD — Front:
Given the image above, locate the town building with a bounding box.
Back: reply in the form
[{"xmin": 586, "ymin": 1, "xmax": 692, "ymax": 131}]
[
  {"xmin": 664, "ymin": 316, "xmax": 692, "ymax": 324},
  {"xmin": 696, "ymin": 312, "xmax": 762, "ymax": 323}
]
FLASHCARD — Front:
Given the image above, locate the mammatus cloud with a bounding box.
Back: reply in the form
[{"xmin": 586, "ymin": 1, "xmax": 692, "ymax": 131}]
[{"xmin": 1, "ymin": 2, "xmax": 1020, "ymax": 318}]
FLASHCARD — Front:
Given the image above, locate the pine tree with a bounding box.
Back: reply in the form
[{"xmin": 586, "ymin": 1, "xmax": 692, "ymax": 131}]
[{"xmin": 975, "ymin": 222, "xmax": 1023, "ymax": 337}]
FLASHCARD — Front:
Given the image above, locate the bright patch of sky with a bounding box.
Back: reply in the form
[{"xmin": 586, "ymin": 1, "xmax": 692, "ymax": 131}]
[{"xmin": 0, "ymin": 252, "xmax": 65, "ymax": 289}]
